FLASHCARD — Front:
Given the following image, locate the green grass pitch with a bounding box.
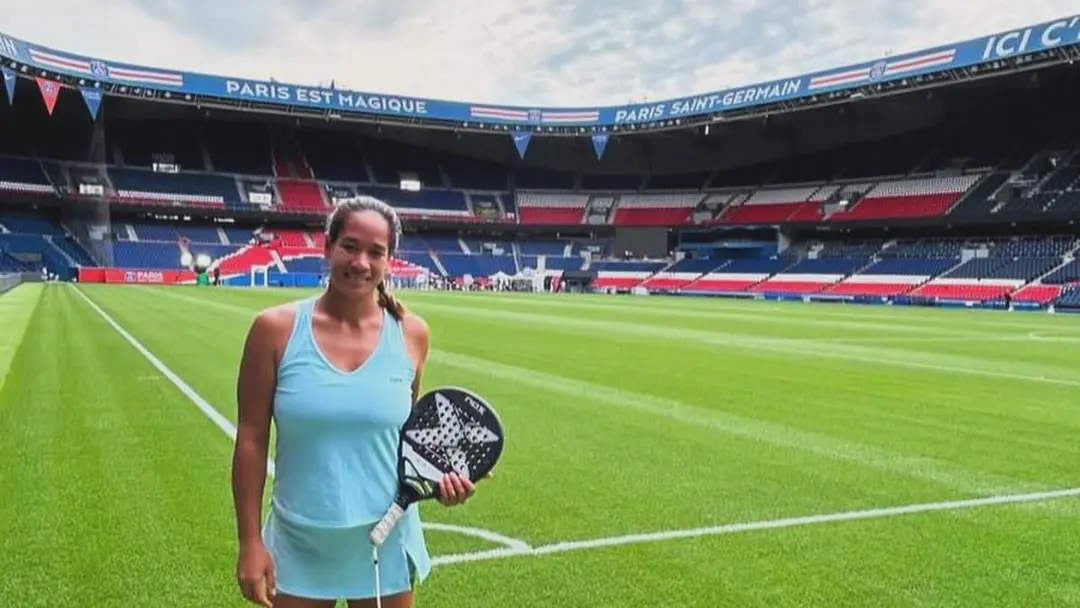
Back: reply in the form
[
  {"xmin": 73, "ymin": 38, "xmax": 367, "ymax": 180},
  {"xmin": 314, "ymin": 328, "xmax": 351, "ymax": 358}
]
[{"xmin": 1, "ymin": 283, "xmax": 1078, "ymax": 607}]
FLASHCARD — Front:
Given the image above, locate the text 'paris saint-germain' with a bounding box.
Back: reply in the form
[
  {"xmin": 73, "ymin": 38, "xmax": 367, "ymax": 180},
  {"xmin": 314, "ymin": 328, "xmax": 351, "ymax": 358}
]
[
  {"xmin": 224, "ymin": 80, "xmax": 429, "ymax": 115},
  {"xmin": 613, "ymin": 79, "xmax": 803, "ymax": 123}
]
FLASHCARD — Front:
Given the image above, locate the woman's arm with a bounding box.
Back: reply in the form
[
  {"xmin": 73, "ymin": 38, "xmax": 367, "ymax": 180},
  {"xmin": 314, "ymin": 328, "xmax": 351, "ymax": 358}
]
[
  {"xmin": 403, "ymin": 312, "xmax": 431, "ymax": 406},
  {"xmin": 402, "ymin": 312, "xmax": 475, "ymax": 506},
  {"xmin": 231, "ymin": 309, "xmax": 284, "ymax": 545}
]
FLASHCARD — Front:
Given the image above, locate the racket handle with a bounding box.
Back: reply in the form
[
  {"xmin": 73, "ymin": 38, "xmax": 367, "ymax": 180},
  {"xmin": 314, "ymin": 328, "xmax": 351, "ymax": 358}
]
[{"xmin": 369, "ymin": 502, "xmax": 406, "ymax": 547}]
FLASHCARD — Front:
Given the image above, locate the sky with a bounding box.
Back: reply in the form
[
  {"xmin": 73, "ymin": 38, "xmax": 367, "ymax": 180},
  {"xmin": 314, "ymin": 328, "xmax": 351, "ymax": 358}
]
[{"xmin": 2, "ymin": 0, "xmax": 1078, "ymax": 108}]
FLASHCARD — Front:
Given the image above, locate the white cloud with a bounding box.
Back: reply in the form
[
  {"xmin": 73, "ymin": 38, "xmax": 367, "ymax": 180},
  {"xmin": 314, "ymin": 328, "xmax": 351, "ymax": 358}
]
[{"xmin": 2, "ymin": 0, "xmax": 1078, "ymax": 108}]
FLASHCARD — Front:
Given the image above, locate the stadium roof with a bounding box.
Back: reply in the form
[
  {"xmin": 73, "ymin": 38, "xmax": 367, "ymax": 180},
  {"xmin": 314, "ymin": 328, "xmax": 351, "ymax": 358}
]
[
  {"xmin": 1, "ymin": 13, "xmax": 1079, "ymax": 137},
  {"xmin": 3, "ymin": 2, "xmax": 1078, "ymax": 106}
]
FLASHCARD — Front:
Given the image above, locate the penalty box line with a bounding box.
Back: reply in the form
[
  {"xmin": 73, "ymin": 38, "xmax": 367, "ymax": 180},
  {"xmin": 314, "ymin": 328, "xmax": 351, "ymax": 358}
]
[
  {"xmin": 71, "ymin": 287, "xmax": 1080, "ymax": 567},
  {"xmin": 70, "ymin": 285, "xmax": 526, "ymax": 550}
]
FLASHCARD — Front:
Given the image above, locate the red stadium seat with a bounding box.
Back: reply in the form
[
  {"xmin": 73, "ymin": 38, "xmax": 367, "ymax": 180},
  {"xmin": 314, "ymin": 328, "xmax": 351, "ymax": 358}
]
[
  {"xmin": 1010, "ymin": 284, "xmax": 1063, "ymax": 303},
  {"xmin": 518, "ymin": 207, "xmax": 585, "ymax": 224},
  {"xmin": 613, "ymin": 207, "xmax": 692, "ymax": 226},
  {"xmin": 277, "ymin": 180, "xmax": 328, "ymax": 212},
  {"xmin": 909, "ymin": 281, "xmax": 1018, "ymax": 300}
]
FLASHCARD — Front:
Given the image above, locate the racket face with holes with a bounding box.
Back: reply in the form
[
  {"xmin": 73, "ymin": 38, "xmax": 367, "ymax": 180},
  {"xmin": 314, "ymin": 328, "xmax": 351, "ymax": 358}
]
[{"xmin": 396, "ymin": 386, "xmax": 504, "ymax": 503}]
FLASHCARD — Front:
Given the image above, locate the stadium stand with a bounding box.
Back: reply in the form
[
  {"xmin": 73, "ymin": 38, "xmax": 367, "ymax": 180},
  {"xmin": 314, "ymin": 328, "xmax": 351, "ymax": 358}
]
[
  {"xmin": 516, "ymin": 193, "xmax": 588, "ymax": 225},
  {"xmin": 0, "ymin": 211, "xmax": 97, "ymax": 280},
  {"xmin": 1, "ymin": 16, "xmax": 1080, "ymax": 314},
  {"xmin": 591, "ymin": 261, "xmax": 669, "ymax": 290},
  {"xmin": 611, "ymin": 194, "xmax": 701, "ymax": 226}
]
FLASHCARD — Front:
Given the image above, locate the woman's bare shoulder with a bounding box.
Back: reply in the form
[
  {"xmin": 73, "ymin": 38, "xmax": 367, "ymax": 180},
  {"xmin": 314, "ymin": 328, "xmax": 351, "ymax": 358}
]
[
  {"xmin": 246, "ymin": 301, "xmax": 301, "ymax": 353},
  {"xmin": 400, "ymin": 310, "xmax": 430, "ymax": 338},
  {"xmin": 400, "ymin": 310, "xmax": 431, "ymax": 361}
]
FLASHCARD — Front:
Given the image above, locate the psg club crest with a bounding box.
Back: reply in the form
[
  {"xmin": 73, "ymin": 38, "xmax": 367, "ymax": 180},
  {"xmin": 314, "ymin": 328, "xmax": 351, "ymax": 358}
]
[{"xmin": 869, "ymin": 60, "xmax": 887, "ymax": 81}]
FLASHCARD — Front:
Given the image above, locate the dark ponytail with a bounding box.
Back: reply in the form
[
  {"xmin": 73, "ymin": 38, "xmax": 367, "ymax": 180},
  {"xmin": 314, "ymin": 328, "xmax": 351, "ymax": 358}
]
[{"xmin": 377, "ymin": 280, "xmax": 406, "ymax": 321}]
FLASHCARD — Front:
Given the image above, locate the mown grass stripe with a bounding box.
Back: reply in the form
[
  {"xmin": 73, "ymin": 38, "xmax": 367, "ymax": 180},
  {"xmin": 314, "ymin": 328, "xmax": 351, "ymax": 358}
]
[{"xmin": 0, "ymin": 282, "xmax": 44, "ymax": 392}]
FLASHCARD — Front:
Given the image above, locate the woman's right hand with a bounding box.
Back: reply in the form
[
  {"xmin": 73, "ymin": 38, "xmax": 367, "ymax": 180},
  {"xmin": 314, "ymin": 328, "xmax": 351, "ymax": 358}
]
[{"xmin": 237, "ymin": 539, "xmax": 276, "ymax": 607}]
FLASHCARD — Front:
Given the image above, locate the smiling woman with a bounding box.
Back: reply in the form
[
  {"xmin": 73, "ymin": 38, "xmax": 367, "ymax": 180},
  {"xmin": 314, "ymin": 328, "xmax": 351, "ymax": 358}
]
[{"xmin": 230, "ymin": 196, "xmax": 476, "ymax": 608}]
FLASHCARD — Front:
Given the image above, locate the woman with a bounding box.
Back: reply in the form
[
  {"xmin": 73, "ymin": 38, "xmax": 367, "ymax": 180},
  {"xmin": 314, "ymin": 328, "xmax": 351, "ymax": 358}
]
[{"xmin": 231, "ymin": 197, "xmax": 475, "ymax": 607}]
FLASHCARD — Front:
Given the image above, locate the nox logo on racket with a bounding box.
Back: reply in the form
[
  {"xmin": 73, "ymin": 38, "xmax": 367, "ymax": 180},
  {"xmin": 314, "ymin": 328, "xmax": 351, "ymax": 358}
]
[{"xmin": 460, "ymin": 393, "xmax": 488, "ymax": 416}]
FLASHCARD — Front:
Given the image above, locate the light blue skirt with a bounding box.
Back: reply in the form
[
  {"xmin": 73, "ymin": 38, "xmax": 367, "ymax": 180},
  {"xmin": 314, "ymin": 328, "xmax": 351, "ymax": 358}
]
[{"xmin": 262, "ymin": 506, "xmax": 432, "ymax": 601}]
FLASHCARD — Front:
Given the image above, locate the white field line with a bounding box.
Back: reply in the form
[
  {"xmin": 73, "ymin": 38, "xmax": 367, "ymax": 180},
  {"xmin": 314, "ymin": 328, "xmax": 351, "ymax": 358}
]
[
  {"xmin": 422, "ymin": 523, "xmax": 531, "ymax": 551},
  {"xmin": 70, "ymin": 286, "xmax": 525, "ymax": 551},
  {"xmin": 431, "ymin": 487, "xmax": 1080, "ymax": 566},
  {"xmin": 73, "ymin": 286, "xmax": 1080, "ymax": 568},
  {"xmin": 1027, "ymin": 331, "xmax": 1080, "ymax": 343},
  {"xmin": 400, "ymin": 290, "xmax": 1080, "ymax": 333}
]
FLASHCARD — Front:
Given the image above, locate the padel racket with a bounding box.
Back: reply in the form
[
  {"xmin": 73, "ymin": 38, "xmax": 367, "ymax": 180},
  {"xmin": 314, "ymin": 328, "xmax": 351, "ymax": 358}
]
[{"xmin": 369, "ymin": 386, "xmax": 504, "ymax": 547}]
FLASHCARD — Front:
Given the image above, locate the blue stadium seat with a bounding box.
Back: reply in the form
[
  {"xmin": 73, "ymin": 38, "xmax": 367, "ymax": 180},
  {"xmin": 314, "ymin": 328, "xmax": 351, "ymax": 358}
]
[
  {"xmin": 531, "ymin": 256, "xmax": 582, "ymax": 271},
  {"xmin": 989, "ymin": 237, "xmax": 1073, "ymax": 258},
  {"xmin": 943, "ymin": 258, "xmax": 1006, "ymax": 279},
  {"xmin": 1054, "ymin": 285, "xmax": 1080, "ymax": 306},
  {"xmin": 360, "ymin": 187, "xmax": 469, "ymax": 213},
  {"xmin": 438, "ymin": 253, "xmax": 517, "ymax": 277},
  {"xmin": 709, "ymin": 258, "xmax": 790, "ymax": 274},
  {"xmin": 664, "ymin": 258, "xmax": 727, "ymax": 273},
  {"xmin": 112, "ymin": 241, "xmax": 184, "ymax": 269},
  {"xmin": 0, "ymin": 213, "xmax": 96, "ymax": 269},
  {"xmin": 519, "ymin": 241, "xmax": 568, "ymax": 256},
  {"xmin": 858, "ymin": 258, "xmax": 956, "ymax": 275},
  {"xmin": 110, "ymin": 169, "xmax": 241, "ymax": 205},
  {"xmin": 0, "ymin": 213, "xmax": 62, "ymax": 235},
  {"xmin": 51, "ymin": 236, "xmax": 96, "ymax": 267},
  {"xmin": 399, "ymin": 251, "xmax": 438, "ymax": 272},
  {"xmin": 784, "ymin": 257, "xmax": 869, "ymax": 274},
  {"xmin": 225, "ymin": 228, "xmax": 256, "ymax": 244},
  {"xmin": 982, "ymin": 257, "xmax": 1061, "ymax": 280},
  {"xmin": 815, "ymin": 241, "xmax": 884, "ymax": 258},
  {"xmin": 0, "ymin": 157, "xmax": 51, "ymax": 186},
  {"xmin": 590, "ymin": 261, "xmax": 667, "ymax": 273},
  {"xmin": 1043, "ymin": 260, "xmax": 1080, "ymax": 284},
  {"xmin": 177, "ymin": 226, "xmax": 223, "ymax": 244},
  {"xmin": 423, "ymin": 237, "xmax": 465, "ymax": 253},
  {"xmin": 880, "ymin": 239, "xmax": 963, "ymax": 259},
  {"xmin": 398, "ymin": 235, "xmax": 429, "ymax": 252},
  {"xmin": 0, "ymin": 233, "xmax": 81, "ymax": 277},
  {"xmin": 283, "ymin": 257, "xmax": 324, "ymax": 274},
  {"xmin": 131, "ymin": 223, "xmax": 179, "ymax": 242}
]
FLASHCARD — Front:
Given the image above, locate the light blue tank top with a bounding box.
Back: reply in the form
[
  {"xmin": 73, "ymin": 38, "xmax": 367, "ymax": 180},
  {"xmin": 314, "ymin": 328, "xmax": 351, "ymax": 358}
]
[{"xmin": 270, "ymin": 296, "xmax": 421, "ymax": 532}]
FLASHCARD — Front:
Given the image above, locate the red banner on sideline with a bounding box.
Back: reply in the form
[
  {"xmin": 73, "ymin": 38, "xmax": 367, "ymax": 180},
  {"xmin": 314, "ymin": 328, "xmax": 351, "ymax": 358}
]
[{"xmin": 78, "ymin": 267, "xmax": 196, "ymax": 284}]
